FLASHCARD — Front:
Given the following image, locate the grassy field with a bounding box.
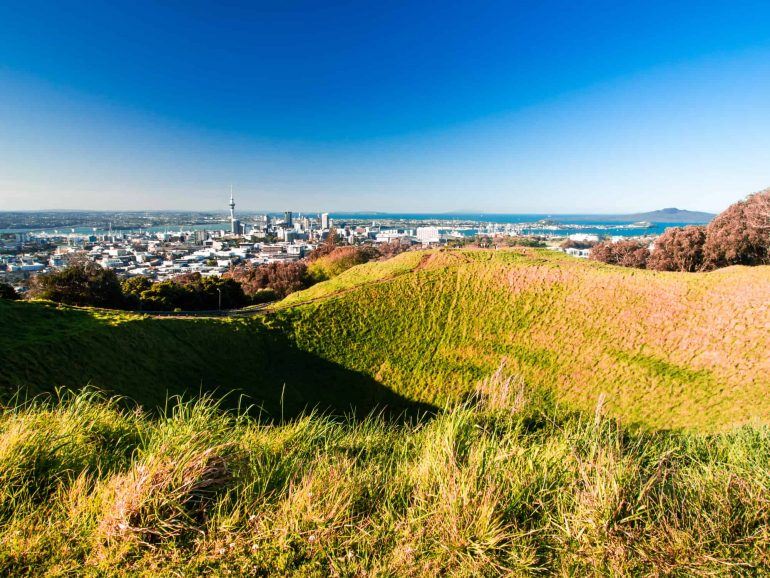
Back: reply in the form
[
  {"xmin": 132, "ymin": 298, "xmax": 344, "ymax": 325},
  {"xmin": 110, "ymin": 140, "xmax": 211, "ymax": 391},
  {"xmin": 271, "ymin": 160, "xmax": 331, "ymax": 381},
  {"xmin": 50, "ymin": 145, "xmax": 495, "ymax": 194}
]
[
  {"xmin": 2, "ymin": 248, "xmax": 769, "ymax": 430},
  {"xmin": 0, "ymin": 299, "xmax": 429, "ymax": 421},
  {"xmin": 276, "ymin": 249, "xmax": 770, "ymax": 431},
  {"xmin": 2, "ymin": 248, "xmax": 770, "ymax": 574}
]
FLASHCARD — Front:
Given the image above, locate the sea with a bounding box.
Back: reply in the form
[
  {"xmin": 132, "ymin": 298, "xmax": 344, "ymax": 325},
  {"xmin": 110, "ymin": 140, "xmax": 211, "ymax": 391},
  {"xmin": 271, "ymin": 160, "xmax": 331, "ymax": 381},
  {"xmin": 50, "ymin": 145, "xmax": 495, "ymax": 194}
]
[
  {"xmin": 0, "ymin": 213, "xmax": 707, "ymax": 238},
  {"xmin": 329, "ymin": 213, "xmax": 704, "ymax": 237}
]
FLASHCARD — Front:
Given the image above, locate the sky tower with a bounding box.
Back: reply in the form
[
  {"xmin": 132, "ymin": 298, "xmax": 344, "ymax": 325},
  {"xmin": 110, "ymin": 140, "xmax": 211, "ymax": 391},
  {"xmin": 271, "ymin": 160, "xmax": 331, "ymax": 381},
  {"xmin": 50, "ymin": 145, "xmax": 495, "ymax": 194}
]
[{"xmin": 229, "ymin": 185, "xmax": 240, "ymax": 235}]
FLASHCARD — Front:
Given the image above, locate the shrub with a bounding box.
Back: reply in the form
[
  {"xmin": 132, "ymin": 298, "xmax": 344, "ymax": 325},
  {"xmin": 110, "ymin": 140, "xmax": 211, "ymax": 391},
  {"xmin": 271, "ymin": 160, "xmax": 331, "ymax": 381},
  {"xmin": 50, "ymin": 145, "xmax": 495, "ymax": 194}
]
[
  {"xmin": 134, "ymin": 273, "xmax": 247, "ymax": 311},
  {"xmin": 648, "ymin": 225, "xmax": 707, "ymax": 272},
  {"xmin": 502, "ymin": 236, "xmax": 547, "ymax": 248},
  {"xmin": 28, "ymin": 262, "xmax": 124, "ymax": 308},
  {"xmin": 703, "ymin": 189, "xmax": 770, "ymax": 268},
  {"xmin": 589, "ymin": 240, "xmax": 649, "ymax": 268},
  {"xmin": 0, "ymin": 283, "xmax": 19, "ymax": 300},
  {"xmin": 226, "ymin": 261, "xmax": 309, "ymax": 299},
  {"xmin": 560, "ymin": 238, "xmax": 598, "ymax": 250}
]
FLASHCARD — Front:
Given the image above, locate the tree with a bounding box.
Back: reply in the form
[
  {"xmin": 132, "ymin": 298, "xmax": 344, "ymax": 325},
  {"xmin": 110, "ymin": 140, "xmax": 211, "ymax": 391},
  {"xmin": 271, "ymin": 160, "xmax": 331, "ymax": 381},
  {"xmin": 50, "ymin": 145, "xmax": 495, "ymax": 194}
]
[
  {"xmin": 138, "ymin": 280, "xmax": 191, "ymax": 311},
  {"xmin": 703, "ymin": 189, "xmax": 770, "ymax": 268},
  {"xmin": 377, "ymin": 240, "xmax": 409, "ymax": 258},
  {"xmin": 225, "ymin": 261, "xmax": 309, "ymax": 299},
  {"xmin": 589, "ymin": 240, "xmax": 649, "ymax": 269},
  {"xmin": 121, "ymin": 276, "xmax": 153, "ymax": 308},
  {"xmin": 197, "ymin": 275, "xmax": 246, "ymax": 309},
  {"xmin": 0, "ymin": 282, "xmax": 19, "ymax": 300},
  {"xmin": 648, "ymin": 226, "xmax": 707, "ymax": 272},
  {"xmin": 149, "ymin": 272, "xmax": 247, "ymax": 310},
  {"xmin": 259, "ymin": 262, "xmax": 309, "ymax": 298},
  {"xmin": 503, "ymin": 236, "xmax": 546, "ymax": 248},
  {"xmin": 747, "ymin": 187, "xmax": 770, "ymax": 231},
  {"xmin": 28, "ymin": 262, "xmax": 124, "ymax": 308},
  {"xmin": 560, "ymin": 238, "xmax": 598, "ymax": 250},
  {"xmin": 306, "ymin": 226, "xmax": 340, "ymax": 261}
]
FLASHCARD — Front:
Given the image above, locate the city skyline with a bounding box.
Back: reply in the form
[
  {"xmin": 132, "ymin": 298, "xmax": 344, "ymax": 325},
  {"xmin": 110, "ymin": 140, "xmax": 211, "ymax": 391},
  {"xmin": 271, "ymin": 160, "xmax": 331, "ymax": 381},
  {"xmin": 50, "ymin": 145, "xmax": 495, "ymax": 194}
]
[{"xmin": 3, "ymin": 2, "xmax": 770, "ymax": 213}]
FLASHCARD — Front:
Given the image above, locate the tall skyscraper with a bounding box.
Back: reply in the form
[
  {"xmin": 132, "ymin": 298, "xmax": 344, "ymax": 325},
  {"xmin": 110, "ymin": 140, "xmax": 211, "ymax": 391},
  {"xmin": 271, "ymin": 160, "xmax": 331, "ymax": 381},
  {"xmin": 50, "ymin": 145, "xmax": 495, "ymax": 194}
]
[
  {"xmin": 321, "ymin": 212, "xmax": 330, "ymax": 230},
  {"xmin": 284, "ymin": 211, "xmax": 293, "ymax": 227},
  {"xmin": 229, "ymin": 188, "xmax": 238, "ymax": 234}
]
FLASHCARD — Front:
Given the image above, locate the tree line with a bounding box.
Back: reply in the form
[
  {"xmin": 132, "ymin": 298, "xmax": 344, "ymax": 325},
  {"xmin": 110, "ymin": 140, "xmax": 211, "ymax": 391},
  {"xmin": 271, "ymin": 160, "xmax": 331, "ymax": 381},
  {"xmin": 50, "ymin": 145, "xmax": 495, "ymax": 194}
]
[
  {"xmin": 0, "ymin": 239, "xmax": 405, "ymax": 311},
  {"xmin": 589, "ymin": 189, "xmax": 770, "ymax": 271}
]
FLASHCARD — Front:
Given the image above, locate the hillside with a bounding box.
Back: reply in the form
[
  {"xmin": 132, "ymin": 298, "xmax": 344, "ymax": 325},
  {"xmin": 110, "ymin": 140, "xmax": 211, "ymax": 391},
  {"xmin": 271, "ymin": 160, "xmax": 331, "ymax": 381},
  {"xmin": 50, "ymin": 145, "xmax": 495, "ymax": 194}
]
[
  {"xmin": 623, "ymin": 207, "xmax": 715, "ymax": 223},
  {"xmin": 278, "ymin": 249, "xmax": 770, "ymax": 430},
  {"xmin": 2, "ymin": 388, "xmax": 768, "ymax": 575},
  {"xmin": 0, "ymin": 300, "xmax": 429, "ymax": 420},
  {"xmin": 555, "ymin": 207, "xmax": 716, "ymax": 225},
  {"xmin": 2, "ymin": 248, "xmax": 770, "ymax": 574},
  {"xmin": 567, "ymin": 207, "xmax": 715, "ymax": 223},
  {"xmin": 1, "ymin": 248, "xmax": 769, "ymax": 430}
]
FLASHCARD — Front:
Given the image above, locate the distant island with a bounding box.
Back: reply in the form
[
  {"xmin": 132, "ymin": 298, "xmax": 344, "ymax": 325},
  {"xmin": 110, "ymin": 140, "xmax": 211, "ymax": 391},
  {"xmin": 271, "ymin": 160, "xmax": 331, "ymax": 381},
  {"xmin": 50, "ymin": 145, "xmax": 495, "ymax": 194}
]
[{"xmin": 574, "ymin": 208, "xmax": 716, "ymax": 224}]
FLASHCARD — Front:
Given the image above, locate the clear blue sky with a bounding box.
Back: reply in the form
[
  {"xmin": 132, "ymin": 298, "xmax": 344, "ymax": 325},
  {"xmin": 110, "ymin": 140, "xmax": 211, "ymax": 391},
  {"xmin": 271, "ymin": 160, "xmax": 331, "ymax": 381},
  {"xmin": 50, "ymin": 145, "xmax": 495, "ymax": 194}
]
[{"xmin": 2, "ymin": 1, "xmax": 770, "ymax": 213}]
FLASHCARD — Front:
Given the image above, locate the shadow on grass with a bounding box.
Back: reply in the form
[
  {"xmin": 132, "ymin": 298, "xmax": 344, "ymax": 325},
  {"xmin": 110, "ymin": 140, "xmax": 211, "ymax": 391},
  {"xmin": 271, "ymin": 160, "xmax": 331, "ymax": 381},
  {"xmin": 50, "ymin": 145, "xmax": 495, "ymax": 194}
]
[{"xmin": 0, "ymin": 300, "xmax": 436, "ymax": 423}]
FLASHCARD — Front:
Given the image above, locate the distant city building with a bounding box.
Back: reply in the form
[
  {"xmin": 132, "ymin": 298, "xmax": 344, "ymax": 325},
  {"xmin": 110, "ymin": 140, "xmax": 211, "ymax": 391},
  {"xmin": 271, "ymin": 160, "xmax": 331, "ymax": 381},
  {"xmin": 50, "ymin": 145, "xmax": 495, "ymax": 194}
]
[
  {"xmin": 568, "ymin": 233, "xmax": 599, "ymax": 243},
  {"xmin": 321, "ymin": 212, "xmax": 330, "ymax": 230},
  {"xmin": 194, "ymin": 230, "xmax": 208, "ymax": 245},
  {"xmin": 416, "ymin": 226, "xmax": 442, "ymax": 244},
  {"xmin": 283, "ymin": 211, "xmax": 293, "ymax": 227}
]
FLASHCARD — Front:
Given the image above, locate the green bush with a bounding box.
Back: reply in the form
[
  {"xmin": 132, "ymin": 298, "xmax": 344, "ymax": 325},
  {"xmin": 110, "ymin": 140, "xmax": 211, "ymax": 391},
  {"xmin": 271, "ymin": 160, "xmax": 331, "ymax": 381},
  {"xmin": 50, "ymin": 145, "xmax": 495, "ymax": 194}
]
[
  {"xmin": 0, "ymin": 283, "xmax": 19, "ymax": 301},
  {"xmin": 28, "ymin": 262, "xmax": 124, "ymax": 308}
]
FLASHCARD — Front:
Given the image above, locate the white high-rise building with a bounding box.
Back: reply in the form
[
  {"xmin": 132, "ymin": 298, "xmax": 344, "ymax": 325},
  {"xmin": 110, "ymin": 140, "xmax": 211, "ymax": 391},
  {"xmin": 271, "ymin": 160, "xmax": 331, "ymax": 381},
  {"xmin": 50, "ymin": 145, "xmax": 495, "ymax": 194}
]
[
  {"xmin": 321, "ymin": 212, "xmax": 330, "ymax": 230},
  {"xmin": 229, "ymin": 188, "xmax": 237, "ymax": 234}
]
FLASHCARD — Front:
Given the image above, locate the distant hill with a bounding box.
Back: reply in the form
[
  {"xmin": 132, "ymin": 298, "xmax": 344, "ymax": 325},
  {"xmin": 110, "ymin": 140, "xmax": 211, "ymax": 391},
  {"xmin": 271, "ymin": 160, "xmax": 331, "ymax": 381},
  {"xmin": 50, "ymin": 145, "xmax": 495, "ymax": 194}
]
[
  {"xmin": 276, "ymin": 249, "xmax": 768, "ymax": 430},
  {"xmin": 569, "ymin": 207, "xmax": 715, "ymax": 223},
  {"xmin": 622, "ymin": 207, "xmax": 715, "ymax": 223},
  {"xmin": 2, "ymin": 249, "xmax": 768, "ymax": 431}
]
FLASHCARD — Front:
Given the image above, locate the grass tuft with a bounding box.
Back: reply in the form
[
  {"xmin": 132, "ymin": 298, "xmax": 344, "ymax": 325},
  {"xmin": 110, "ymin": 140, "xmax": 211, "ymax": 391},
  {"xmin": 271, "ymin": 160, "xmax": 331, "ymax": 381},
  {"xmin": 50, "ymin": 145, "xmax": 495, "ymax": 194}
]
[{"xmin": 1, "ymin": 385, "xmax": 768, "ymax": 575}]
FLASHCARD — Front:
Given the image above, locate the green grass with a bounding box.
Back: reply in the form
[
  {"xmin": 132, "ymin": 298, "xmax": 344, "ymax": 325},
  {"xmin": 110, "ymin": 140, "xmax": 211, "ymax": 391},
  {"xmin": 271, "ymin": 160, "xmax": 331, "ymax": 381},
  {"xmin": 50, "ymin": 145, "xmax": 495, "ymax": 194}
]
[
  {"xmin": 2, "ymin": 248, "xmax": 769, "ymax": 430},
  {"xmin": 2, "ymin": 249, "xmax": 770, "ymax": 574},
  {"xmin": 1, "ymin": 385, "xmax": 769, "ymax": 576},
  {"xmin": 275, "ymin": 248, "xmax": 770, "ymax": 431},
  {"xmin": 280, "ymin": 250, "xmax": 425, "ymax": 306},
  {"xmin": 0, "ymin": 300, "xmax": 428, "ymax": 421}
]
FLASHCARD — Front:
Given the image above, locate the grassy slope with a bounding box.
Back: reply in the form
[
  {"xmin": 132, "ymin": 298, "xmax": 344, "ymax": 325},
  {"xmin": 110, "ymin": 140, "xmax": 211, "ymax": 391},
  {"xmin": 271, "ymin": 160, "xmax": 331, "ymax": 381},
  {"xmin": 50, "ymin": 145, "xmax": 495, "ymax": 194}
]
[
  {"xmin": 2, "ymin": 250, "xmax": 770, "ymax": 574},
  {"xmin": 0, "ymin": 300, "xmax": 428, "ymax": 420},
  {"xmin": 276, "ymin": 249, "xmax": 770, "ymax": 431},
  {"xmin": 2, "ymin": 389, "xmax": 769, "ymax": 576},
  {"xmin": 1, "ymin": 248, "xmax": 768, "ymax": 430}
]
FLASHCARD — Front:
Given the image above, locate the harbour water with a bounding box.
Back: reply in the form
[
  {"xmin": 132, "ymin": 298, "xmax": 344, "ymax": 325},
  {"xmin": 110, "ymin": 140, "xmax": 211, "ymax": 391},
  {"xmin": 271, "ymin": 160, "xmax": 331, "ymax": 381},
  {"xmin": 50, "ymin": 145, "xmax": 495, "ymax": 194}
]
[{"xmin": 1, "ymin": 213, "xmax": 709, "ymax": 238}]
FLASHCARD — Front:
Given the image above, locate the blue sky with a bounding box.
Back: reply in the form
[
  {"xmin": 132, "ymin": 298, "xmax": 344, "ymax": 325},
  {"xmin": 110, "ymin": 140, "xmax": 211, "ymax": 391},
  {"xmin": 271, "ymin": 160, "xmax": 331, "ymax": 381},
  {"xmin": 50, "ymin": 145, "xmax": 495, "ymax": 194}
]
[{"xmin": 2, "ymin": 1, "xmax": 770, "ymax": 213}]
